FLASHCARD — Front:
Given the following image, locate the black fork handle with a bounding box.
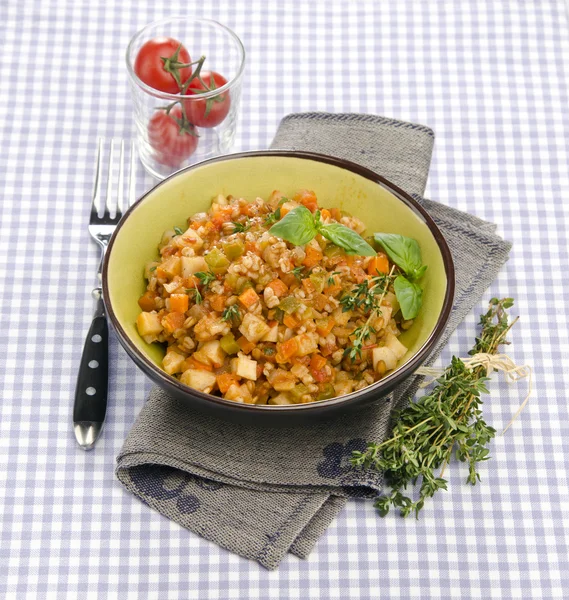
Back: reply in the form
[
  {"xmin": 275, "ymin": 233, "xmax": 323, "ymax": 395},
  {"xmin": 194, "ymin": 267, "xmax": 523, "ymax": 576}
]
[{"xmin": 73, "ymin": 290, "xmax": 108, "ymax": 449}]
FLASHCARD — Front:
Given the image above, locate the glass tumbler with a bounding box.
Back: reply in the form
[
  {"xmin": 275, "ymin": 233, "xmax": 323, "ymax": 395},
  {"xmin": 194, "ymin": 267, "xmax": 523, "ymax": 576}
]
[{"xmin": 126, "ymin": 17, "xmax": 245, "ymax": 180}]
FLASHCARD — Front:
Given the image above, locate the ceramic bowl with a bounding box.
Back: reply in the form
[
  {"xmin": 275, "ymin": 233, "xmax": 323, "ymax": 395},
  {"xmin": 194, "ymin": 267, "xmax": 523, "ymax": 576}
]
[{"xmin": 103, "ymin": 151, "xmax": 454, "ymax": 423}]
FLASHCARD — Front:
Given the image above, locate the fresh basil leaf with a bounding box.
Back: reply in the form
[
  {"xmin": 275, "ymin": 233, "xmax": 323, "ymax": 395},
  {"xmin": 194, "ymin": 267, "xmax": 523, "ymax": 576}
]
[
  {"xmin": 394, "ymin": 275, "xmax": 423, "ymax": 320},
  {"xmin": 268, "ymin": 205, "xmax": 318, "ymax": 246},
  {"xmin": 374, "ymin": 233, "xmax": 426, "ymax": 280},
  {"xmin": 320, "ymin": 223, "xmax": 376, "ymax": 256}
]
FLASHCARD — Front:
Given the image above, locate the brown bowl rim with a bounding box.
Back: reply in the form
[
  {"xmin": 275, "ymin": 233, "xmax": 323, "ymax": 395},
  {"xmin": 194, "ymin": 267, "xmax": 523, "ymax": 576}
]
[{"xmin": 103, "ymin": 150, "xmax": 455, "ymax": 413}]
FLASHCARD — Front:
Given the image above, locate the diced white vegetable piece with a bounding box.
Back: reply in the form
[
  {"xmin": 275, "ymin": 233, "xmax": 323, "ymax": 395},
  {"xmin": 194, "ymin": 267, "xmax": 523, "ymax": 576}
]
[
  {"xmin": 372, "ymin": 305, "xmax": 392, "ymax": 331},
  {"xmin": 224, "ymin": 383, "xmax": 252, "ymax": 403},
  {"xmin": 295, "ymin": 333, "xmax": 318, "ymax": 357},
  {"xmin": 235, "ymin": 355, "xmax": 258, "ymax": 380},
  {"xmin": 372, "ymin": 346, "xmax": 398, "ymax": 373},
  {"xmin": 176, "ymin": 228, "xmax": 204, "ymax": 250},
  {"xmin": 162, "ymin": 350, "xmax": 186, "ymax": 375},
  {"xmin": 260, "ymin": 323, "xmax": 279, "ymax": 343},
  {"xmin": 181, "ymin": 256, "xmax": 207, "ymax": 278},
  {"xmin": 193, "ymin": 340, "xmax": 226, "ymax": 368},
  {"xmin": 212, "ymin": 193, "xmax": 229, "ymax": 207},
  {"xmin": 239, "ymin": 313, "xmax": 271, "ymax": 343},
  {"xmin": 384, "ymin": 291, "xmax": 400, "ymax": 315},
  {"xmin": 332, "ymin": 306, "xmax": 352, "ymax": 326},
  {"xmin": 268, "ymin": 392, "xmax": 295, "ymax": 405},
  {"xmin": 180, "ymin": 369, "xmax": 217, "ymax": 393},
  {"xmin": 384, "ymin": 332, "xmax": 408, "ymax": 360},
  {"xmin": 136, "ymin": 311, "xmax": 163, "ymax": 336},
  {"xmin": 160, "ymin": 256, "xmax": 181, "ymax": 278}
]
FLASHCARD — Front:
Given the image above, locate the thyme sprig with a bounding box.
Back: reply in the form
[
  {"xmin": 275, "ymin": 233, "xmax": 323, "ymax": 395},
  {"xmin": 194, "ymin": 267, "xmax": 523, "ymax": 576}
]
[
  {"xmin": 351, "ymin": 298, "xmax": 517, "ymax": 518},
  {"xmin": 221, "ymin": 304, "xmax": 240, "ymax": 323},
  {"xmin": 341, "ymin": 267, "xmax": 396, "ymax": 361}
]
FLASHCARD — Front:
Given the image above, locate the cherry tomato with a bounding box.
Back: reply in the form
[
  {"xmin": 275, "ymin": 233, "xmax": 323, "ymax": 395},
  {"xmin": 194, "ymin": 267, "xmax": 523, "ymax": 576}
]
[
  {"xmin": 148, "ymin": 106, "xmax": 198, "ymax": 167},
  {"xmin": 134, "ymin": 37, "xmax": 192, "ymax": 94},
  {"xmin": 184, "ymin": 71, "xmax": 231, "ymax": 128}
]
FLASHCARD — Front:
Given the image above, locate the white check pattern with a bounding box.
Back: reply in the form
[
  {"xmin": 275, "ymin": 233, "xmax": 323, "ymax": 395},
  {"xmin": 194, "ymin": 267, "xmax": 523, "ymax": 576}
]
[{"xmin": 1, "ymin": 0, "xmax": 569, "ymax": 597}]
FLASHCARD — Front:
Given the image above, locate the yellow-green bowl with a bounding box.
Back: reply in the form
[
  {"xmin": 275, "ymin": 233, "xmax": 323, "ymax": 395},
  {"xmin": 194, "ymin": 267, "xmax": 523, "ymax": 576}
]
[{"xmin": 103, "ymin": 151, "xmax": 454, "ymax": 423}]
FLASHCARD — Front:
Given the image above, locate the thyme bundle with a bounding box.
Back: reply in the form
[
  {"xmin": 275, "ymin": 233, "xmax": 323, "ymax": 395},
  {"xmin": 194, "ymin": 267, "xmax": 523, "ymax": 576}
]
[{"xmin": 351, "ymin": 298, "xmax": 518, "ymax": 518}]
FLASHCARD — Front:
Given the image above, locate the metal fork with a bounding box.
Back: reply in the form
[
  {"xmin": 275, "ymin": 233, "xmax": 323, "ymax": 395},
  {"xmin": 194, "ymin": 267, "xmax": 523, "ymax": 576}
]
[{"xmin": 73, "ymin": 139, "xmax": 137, "ymax": 450}]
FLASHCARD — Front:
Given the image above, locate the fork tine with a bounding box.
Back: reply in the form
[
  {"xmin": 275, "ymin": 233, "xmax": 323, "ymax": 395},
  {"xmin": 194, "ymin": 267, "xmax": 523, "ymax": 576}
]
[
  {"xmin": 116, "ymin": 140, "xmax": 125, "ymax": 217},
  {"xmin": 92, "ymin": 138, "xmax": 103, "ymax": 216},
  {"xmin": 129, "ymin": 140, "xmax": 137, "ymax": 207},
  {"xmin": 104, "ymin": 139, "xmax": 116, "ymax": 218}
]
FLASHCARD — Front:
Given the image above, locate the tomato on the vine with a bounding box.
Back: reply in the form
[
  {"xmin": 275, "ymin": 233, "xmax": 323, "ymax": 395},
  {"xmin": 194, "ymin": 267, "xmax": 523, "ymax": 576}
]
[
  {"xmin": 148, "ymin": 106, "xmax": 198, "ymax": 167},
  {"xmin": 184, "ymin": 71, "xmax": 231, "ymax": 128},
  {"xmin": 134, "ymin": 37, "xmax": 192, "ymax": 94}
]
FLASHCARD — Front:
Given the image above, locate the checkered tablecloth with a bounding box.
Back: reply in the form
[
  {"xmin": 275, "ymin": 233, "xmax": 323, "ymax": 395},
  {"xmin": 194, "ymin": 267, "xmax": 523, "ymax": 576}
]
[{"xmin": 1, "ymin": 0, "xmax": 569, "ymax": 597}]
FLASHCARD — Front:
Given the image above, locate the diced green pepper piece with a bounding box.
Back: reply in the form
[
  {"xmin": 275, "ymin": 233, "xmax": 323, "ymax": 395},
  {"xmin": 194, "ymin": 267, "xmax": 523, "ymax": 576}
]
[
  {"xmin": 279, "ymin": 296, "xmax": 301, "ymax": 314},
  {"xmin": 235, "ymin": 278, "xmax": 253, "ymax": 294},
  {"xmin": 220, "ymin": 333, "xmax": 240, "ymax": 355},
  {"xmin": 309, "ymin": 271, "xmax": 326, "ymax": 294},
  {"xmin": 316, "ymin": 382, "xmax": 336, "ymax": 401},
  {"xmin": 222, "ymin": 239, "xmax": 245, "ymax": 261},
  {"xmin": 205, "ymin": 248, "xmax": 230, "ymax": 274},
  {"xmin": 290, "ymin": 383, "xmax": 309, "ymax": 403},
  {"xmin": 225, "ymin": 272, "xmax": 240, "ymax": 291},
  {"xmin": 273, "ymin": 307, "xmax": 285, "ymax": 324},
  {"xmin": 323, "ymin": 244, "xmax": 345, "ymax": 259}
]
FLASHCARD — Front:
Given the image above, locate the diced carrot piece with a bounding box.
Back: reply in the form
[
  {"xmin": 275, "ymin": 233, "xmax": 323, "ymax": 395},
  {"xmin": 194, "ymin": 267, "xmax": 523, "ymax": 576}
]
[
  {"xmin": 162, "ymin": 311, "xmax": 186, "ymax": 333},
  {"xmin": 283, "ymin": 314, "xmax": 300, "ymax": 329},
  {"xmin": 294, "ymin": 189, "xmax": 318, "ymax": 213},
  {"xmin": 238, "ymin": 287, "xmax": 260, "ymax": 308},
  {"xmin": 138, "ymin": 291, "xmax": 157, "ymax": 312},
  {"xmin": 216, "ymin": 373, "xmax": 240, "ymax": 394},
  {"xmin": 266, "ymin": 279, "xmax": 288, "ymax": 298},
  {"xmin": 276, "ymin": 337, "xmax": 299, "ymax": 361},
  {"xmin": 237, "ymin": 336, "xmax": 256, "ymax": 354},
  {"xmin": 302, "ymin": 246, "xmax": 323, "ymax": 269},
  {"xmin": 245, "ymin": 241, "xmax": 261, "ymax": 256},
  {"xmin": 210, "ymin": 294, "xmax": 227, "ymax": 312},
  {"xmin": 169, "ymin": 294, "xmax": 189, "ymax": 313},
  {"xmin": 183, "ymin": 356, "xmax": 213, "ymax": 372},
  {"xmin": 324, "ymin": 282, "xmax": 342, "ymax": 297},
  {"xmin": 330, "ymin": 207, "xmax": 342, "ymax": 221},
  {"xmin": 315, "ymin": 318, "xmax": 335, "ymax": 337},
  {"xmin": 313, "ymin": 294, "xmax": 330, "ymax": 311},
  {"xmin": 320, "ymin": 209, "xmax": 331, "ymax": 220},
  {"xmin": 367, "ymin": 252, "xmax": 390, "ymax": 275},
  {"xmin": 278, "ymin": 270, "xmax": 298, "ymax": 288},
  {"xmin": 256, "ymin": 363, "xmax": 264, "ymax": 379},
  {"xmin": 301, "ymin": 278, "xmax": 315, "ymax": 294},
  {"xmin": 211, "ymin": 207, "xmax": 233, "ymax": 230},
  {"xmin": 310, "ymin": 354, "xmax": 327, "ymax": 371},
  {"xmin": 184, "ymin": 275, "xmax": 199, "ymax": 289}
]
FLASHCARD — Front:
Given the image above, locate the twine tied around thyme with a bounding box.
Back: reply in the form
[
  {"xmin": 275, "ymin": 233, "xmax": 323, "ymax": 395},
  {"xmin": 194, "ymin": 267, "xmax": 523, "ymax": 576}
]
[{"xmin": 416, "ymin": 352, "xmax": 532, "ymax": 434}]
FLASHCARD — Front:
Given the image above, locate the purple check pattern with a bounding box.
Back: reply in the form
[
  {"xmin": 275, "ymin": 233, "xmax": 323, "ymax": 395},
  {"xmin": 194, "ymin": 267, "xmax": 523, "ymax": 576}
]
[{"xmin": 1, "ymin": 0, "xmax": 569, "ymax": 597}]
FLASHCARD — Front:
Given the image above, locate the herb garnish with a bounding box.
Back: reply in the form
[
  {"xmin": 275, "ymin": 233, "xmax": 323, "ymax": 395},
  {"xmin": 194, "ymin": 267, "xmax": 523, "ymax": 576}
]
[
  {"xmin": 231, "ymin": 219, "xmax": 251, "ymax": 233},
  {"xmin": 194, "ymin": 271, "xmax": 216, "ymax": 287},
  {"xmin": 263, "ymin": 198, "xmax": 288, "ymax": 226},
  {"xmin": 173, "ymin": 226, "xmax": 184, "ymax": 236},
  {"xmin": 269, "ymin": 206, "xmax": 376, "ymax": 256},
  {"xmin": 373, "ymin": 233, "xmax": 428, "ymax": 319},
  {"xmin": 351, "ymin": 298, "xmax": 516, "ymax": 518},
  {"xmin": 221, "ymin": 304, "xmax": 240, "ymax": 322},
  {"xmin": 341, "ymin": 269, "xmax": 396, "ymax": 361},
  {"xmin": 327, "ymin": 271, "xmax": 341, "ymax": 286},
  {"xmin": 291, "ymin": 266, "xmax": 306, "ymax": 280},
  {"xmin": 186, "ymin": 287, "xmax": 203, "ymax": 304}
]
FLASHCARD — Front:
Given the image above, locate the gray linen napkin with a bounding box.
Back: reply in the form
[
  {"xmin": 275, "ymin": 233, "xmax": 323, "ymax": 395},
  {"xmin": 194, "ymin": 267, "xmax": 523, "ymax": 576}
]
[{"xmin": 116, "ymin": 113, "xmax": 512, "ymax": 569}]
